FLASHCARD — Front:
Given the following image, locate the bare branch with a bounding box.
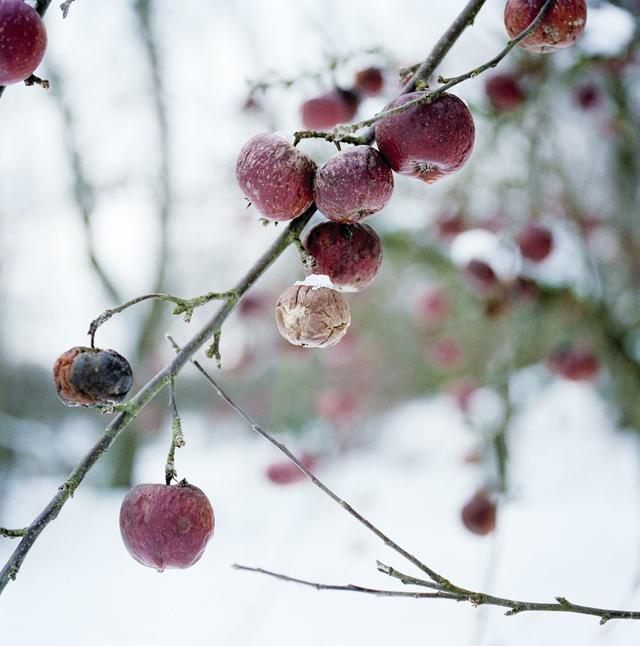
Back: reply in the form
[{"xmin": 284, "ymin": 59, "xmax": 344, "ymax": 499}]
[{"xmin": 233, "ymin": 565, "xmax": 458, "ymax": 600}]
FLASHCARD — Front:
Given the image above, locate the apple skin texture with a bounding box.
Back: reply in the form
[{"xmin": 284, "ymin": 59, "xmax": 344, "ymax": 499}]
[
  {"xmin": 236, "ymin": 133, "xmax": 316, "ymax": 221},
  {"xmin": 313, "ymin": 146, "xmax": 394, "ymax": 223},
  {"xmin": 120, "ymin": 483, "xmax": 215, "ymax": 571},
  {"xmin": 504, "ymin": 0, "xmax": 587, "ymax": 53},
  {"xmin": 0, "ymin": 0, "xmax": 47, "ymax": 85},
  {"xmin": 305, "ymin": 221, "xmax": 383, "ymax": 290},
  {"xmin": 375, "ymin": 92, "xmax": 475, "ymax": 183}
]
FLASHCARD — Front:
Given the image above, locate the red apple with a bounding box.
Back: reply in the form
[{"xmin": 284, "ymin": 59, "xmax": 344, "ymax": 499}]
[
  {"xmin": 0, "ymin": 0, "xmax": 47, "ymax": 85},
  {"xmin": 236, "ymin": 133, "xmax": 316, "ymax": 221},
  {"xmin": 119, "ymin": 483, "xmax": 214, "ymax": 571},
  {"xmin": 313, "ymin": 145, "xmax": 394, "ymax": 223},
  {"xmin": 375, "ymin": 92, "xmax": 475, "ymax": 183},
  {"xmin": 504, "ymin": 0, "xmax": 587, "ymax": 53},
  {"xmin": 305, "ymin": 221, "xmax": 383, "ymax": 290}
]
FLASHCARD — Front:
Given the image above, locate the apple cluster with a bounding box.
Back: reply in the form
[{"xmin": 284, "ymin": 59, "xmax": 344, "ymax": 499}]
[{"xmin": 237, "ymin": 91, "xmax": 476, "ymax": 348}]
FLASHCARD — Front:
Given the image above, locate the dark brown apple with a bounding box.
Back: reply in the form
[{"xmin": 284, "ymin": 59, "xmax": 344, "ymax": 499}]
[{"xmin": 305, "ymin": 221, "xmax": 383, "ymax": 290}]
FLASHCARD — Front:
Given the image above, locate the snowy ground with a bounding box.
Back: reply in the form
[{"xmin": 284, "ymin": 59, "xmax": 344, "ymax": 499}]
[{"xmin": 2, "ymin": 382, "xmax": 640, "ymax": 645}]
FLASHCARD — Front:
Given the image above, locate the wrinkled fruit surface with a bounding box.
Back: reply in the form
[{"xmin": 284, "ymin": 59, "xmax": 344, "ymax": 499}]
[
  {"xmin": 375, "ymin": 92, "xmax": 475, "ymax": 183},
  {"xmin": 313, "ymin": 145, "xmax": 394, "ymax": 223},
  {"xmin": 236, "ymin": 133, "xmax": 316, "ymax": 221},
  {"xmin": 120, "ymin": 483, "xmax": 215, "ymax": 571},
  {"xmin": 53, "ymin": 346, "xmax": 133, "ymax": 407},
  {"xmin": 275, "ymin": 285, "xmax": 350, "ymax": 348},
  {"xmin": 0, "ymin": 0, "xmax": 47, "ymax": 85},
  {"xmin": 305, "ymin": 221, "xmax": 383, "ymax": 290},
  {"xmin": 300, "ymin": 88, "xmax": 359, "ymax": 130},
  {"xmin": 504, "ymin": 0, "xmax": 587, "ymax": 53}
]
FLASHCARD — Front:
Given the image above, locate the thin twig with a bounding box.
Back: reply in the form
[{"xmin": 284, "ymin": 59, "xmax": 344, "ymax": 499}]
[
  {"xmin": 241, "ymin": 561, "xmax": 640, "ymax": 623},
  {"xmin": 87, "ymin": 290, "xmax": 237, "ymax": 348},
  {"xmin": 180, "ymin": 346, "xmax": 640, "ymax": 624},
  {"xmin": 164, "ymin": 376, "xmax": 185, "ymax": 485},
  {"xmin": 233, "ymin": 565, "xmax": 458, "ymax": 600},
  {"xmin": 169, "ymin": 338, "xmax": 452, "ymax": 588},
  {"xmin": 376, "ymin": 563, "xmax": 640, "ymax": 624},
  {"xmin": 405, "ymin": 0, "xmax": 488, "ymax": 91},
  {"xmin": 0, "ymin": 528, "xmax": 27, "ymax": 539}
]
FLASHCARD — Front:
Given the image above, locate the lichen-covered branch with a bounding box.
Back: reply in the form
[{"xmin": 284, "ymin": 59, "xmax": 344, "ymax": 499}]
[
  {"xmin": 88, "ymin": 290, "xmax": 237, "ymax": 348},
  {"xmin": 164, "ymin": 376, "xmax": 184, "ymax": 485}
]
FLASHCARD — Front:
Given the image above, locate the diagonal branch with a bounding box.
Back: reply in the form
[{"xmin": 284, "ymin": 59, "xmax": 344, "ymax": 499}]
[{"xmin": 168, "ymin": 339, "xmax": 451, "ymax": 588}]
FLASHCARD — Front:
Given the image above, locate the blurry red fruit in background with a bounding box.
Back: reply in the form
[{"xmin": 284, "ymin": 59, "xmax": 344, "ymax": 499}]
[{"xmin": 461, "ymin": 491, "xmax": 496, "ymax": 536}]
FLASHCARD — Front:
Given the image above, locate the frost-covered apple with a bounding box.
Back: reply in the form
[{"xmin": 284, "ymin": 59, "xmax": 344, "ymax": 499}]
[
  {"xmin": 300, "ymin": 88, "xmax": 359, "ymax": 130},
  {"xmin": 119, "ymin": 482, "xmax": 214, "ymax": 571},
  {"xmin": 504, "ymin": 0, "xmax": 587, "ymax": 53},
  {"xmin": 305, "ymin": 221, "xmax": 383, "ymax": 290},
  {"xmin": 0, "ymin": 0, "xmax": 47, "ymax": 85},
  {"xmin": 236, "ymin": 133, "xmax": 316, "ymax": 221},
  {"xmin": 375, "ymin": 92, "xmax": 475, "ymax": 183},
  {"xmin": 275, "ymin": 285, "xmax": 350, "ymax": 348},
  {"xmin": 313, "ymin": 145, "xmax": 394, "ymax": 223}
]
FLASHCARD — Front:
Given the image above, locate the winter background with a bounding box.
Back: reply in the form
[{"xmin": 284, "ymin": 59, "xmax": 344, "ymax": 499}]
[{"xmin": 1, "ymin": 1, "xmax": 640, "ymax": 644}]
